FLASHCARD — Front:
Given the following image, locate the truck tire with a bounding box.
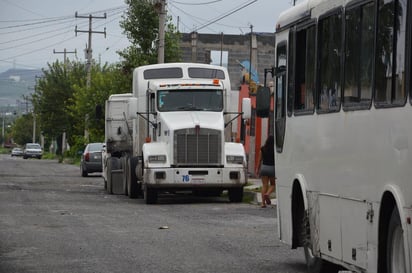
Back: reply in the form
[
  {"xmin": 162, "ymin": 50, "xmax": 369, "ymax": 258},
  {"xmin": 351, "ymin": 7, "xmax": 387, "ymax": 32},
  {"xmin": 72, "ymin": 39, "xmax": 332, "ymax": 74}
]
[
  {"xmin": 121, "ymin": 156, "xmax": 128, "ymax": 196},
  {"xmin": 106, "ymin": 158, "xmax": 113, "ymax": 194},
  {"xmin": 127, "ymin": 157, "xmax": 141, "ymax": 199},
  {"xmin": 107, "ymin": 157, "xmax": 121, "ymax": 194},
  {"xmin": 228, "ymin": 187, "xmax": 243, "ymax": 202}
]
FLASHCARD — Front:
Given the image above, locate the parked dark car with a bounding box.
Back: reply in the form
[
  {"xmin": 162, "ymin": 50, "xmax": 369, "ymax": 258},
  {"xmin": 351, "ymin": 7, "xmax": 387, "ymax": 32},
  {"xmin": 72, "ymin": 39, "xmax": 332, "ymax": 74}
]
[
  {"xmin": 23, "ymin": 143, "xmax": 43, "ymax": 159},
  {"xmin": 80, "ymin": 143, "xmax": 104, "ymax": 177}
]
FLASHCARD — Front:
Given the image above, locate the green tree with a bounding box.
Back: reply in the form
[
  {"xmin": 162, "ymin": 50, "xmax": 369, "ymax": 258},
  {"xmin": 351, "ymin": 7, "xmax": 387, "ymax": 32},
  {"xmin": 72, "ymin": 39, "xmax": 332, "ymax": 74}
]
[
  {"xmin": 31, "ymin": 60, "xmax": 85, "ymax": 153},
  {"xmin": 119, "ymin": 0, "xmax": 181, "ymax": 75},
  {"xmin": 68, "ymin": 63, "xmax": 130, "ymax": 144},
  {"xmin": 11, "ymin": 114, "xmax": 39, "ymax": 145}
]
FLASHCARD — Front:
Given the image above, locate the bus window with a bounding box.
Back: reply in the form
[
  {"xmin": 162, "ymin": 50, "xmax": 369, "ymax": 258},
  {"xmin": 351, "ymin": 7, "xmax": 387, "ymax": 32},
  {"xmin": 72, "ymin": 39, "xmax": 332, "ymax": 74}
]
[
  {"xmin": 343, "ymin": 3, "xmax": 374, "ymax": 110},
  {"xmin": 188, "ymin": 68, "xmax": 225, "ymax": 79},
  {"xmin": 318, "ymin": 11, "xmax": 343, "ymax": 113},
  {"xmin": 294, "ymin": 25, "xmax": 316, "ymax": 114},
  {"xmin": 144, "ymin": 68, "xmax": 183, "ymax": 79},
  {"xmin": 287, "ymin": 30, "xmax": 295, "ymax": 117},
  {"xmin": 275, "ymin": 43, "xmax": 287, "ymax": 153},
  {"xmin": 375, "ymin": 0, "xmax": 407, "ymax": 107}
]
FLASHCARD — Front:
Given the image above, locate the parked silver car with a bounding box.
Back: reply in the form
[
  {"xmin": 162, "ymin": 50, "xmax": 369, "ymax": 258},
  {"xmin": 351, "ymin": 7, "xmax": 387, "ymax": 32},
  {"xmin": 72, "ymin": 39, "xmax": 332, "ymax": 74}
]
[
  {"xmin": 80, "ymin": 143, "xmax": 104, "ymax": 177},
  {"xmin": 23, "ymin": 143, "xmax": 43, "ymax": 159},
  {"xmin": 11, "ymin": 147, "xmax": 23, "ymax": 157}
]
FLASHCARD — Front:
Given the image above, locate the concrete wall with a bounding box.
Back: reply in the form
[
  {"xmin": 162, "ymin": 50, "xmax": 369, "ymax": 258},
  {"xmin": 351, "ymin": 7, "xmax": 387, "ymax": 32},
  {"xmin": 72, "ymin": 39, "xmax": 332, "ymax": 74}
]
[{"xmin": 180, "ymin": 32, "xmax": 276, "ymax": 93}]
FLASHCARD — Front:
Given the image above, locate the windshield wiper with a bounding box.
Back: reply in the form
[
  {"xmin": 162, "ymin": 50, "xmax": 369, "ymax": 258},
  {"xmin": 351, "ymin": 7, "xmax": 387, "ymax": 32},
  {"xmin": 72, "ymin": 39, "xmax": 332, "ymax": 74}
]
[{"xmin": 176, "ymin": 106, "xmax": 203, "ymax": 111}]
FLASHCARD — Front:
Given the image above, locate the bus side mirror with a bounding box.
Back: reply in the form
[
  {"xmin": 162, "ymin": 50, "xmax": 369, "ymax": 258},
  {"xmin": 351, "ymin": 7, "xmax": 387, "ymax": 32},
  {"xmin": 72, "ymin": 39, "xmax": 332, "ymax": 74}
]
[
  {"xmin": 256, "ymin": 86, "xmax": 271, "ymax": 118},
  {"xmin": 242, "ymin": 98, "xmax": 251, "ymax": 119},
  {"xmin": 128, "ymin": 97, "xmax": 138, "ymax": 119}
]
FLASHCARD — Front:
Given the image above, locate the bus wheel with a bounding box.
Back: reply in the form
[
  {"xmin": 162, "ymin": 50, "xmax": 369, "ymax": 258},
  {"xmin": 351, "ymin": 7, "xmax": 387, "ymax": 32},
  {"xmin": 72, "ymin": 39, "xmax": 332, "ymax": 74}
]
[
  {"xmin": 304, "ymin": 246, "xmax": 323, "ymax": 273},
  {"xmin": 301, "ymin": 211, "xmax": 324, "ymax": 273},
  {"xmin": 387, "ymin": 206, "xmax": 406, "ymax": 273}
]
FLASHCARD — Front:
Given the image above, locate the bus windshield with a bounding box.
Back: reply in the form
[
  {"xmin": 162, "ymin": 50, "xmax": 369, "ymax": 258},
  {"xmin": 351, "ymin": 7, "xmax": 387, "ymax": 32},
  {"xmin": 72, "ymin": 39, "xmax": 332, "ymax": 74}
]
[{"xmin": 158, "ymin": 90, "xmax": 223, "ymax": 112}]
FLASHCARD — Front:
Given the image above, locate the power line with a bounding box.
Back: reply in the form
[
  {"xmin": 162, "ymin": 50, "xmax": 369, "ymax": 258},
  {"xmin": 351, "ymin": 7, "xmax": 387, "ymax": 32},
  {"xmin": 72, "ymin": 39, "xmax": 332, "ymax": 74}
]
[
  {"xmin": 0, "ymin": 21, "xmax": 89, "ymax": 50},
  {"xmin": 0, "ymin": 9, "xmax": 123, "ymax": 47},
  {"xmin": 170, "ymin": 0, "xmax": 256, "ymax": 33},
  {"xmin": 171, "ymin": 0, "xmax": 223, "ymax": 5},
  {"xmin": 0, "ymin": 17, "xmax": 77, "ymax": 35},
  {"xmin": 0, "ymin": 16, "xmax": 75, "ymax": 30},
  {"xmin": 0, "ymin": 5, "xmax": 125, "ymax": 69},
  {"xmin": 0, "ymin": 6, "xmax": 125, "ymax": 29},
  {"xmin": 168, "ymin": 2, "xmax": 218, "ymax": 33},
  {"xmin": 195, "ymin": 0, "xmax": 257, "ymax": 32}
]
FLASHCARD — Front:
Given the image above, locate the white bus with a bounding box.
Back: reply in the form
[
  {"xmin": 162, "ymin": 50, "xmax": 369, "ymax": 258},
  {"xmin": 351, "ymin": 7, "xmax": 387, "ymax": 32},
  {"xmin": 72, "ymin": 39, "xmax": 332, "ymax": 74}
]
[{"xmin": 269, "ymin": 0, "xmax": 412, "ymax": 272}]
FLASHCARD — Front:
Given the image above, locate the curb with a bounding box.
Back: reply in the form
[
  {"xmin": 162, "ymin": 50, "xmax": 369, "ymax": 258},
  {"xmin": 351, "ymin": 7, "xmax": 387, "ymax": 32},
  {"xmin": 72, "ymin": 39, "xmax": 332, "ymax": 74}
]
[{"xmin": 244, "ymin": 189, "xmax": 277, "ymax": 207}]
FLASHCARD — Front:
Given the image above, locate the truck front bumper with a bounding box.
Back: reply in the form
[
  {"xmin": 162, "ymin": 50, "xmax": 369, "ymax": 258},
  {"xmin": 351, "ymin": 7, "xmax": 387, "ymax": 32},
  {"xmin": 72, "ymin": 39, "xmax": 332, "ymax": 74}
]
[{"xmin": 144, "ymin": 167, "xmax": 247, "ymax": 190}]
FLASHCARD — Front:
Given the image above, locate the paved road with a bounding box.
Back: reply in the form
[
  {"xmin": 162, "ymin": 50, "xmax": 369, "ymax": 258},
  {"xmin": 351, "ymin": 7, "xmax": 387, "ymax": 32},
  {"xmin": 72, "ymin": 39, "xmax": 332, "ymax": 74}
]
[{"xmin": 0, "ymin": 154, "xmax": 307, "ymax": 273}]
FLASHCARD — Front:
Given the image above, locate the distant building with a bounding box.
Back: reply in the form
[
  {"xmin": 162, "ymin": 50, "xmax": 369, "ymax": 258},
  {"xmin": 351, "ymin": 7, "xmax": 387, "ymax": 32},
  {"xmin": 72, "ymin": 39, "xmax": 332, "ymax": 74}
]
[{"xmin": 180, "ymin": 32, "xmax": 276, "ymax": 92}]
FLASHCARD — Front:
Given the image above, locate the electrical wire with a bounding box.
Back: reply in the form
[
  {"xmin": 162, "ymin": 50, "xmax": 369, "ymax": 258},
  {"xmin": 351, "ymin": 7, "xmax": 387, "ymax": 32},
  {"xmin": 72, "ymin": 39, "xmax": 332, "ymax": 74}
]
[
  {"xmin": 169, "ymin": 0, "xmax": 256, "ymax": 33},
  {"xmin": 195, "ymin": 0, "xmax": 257, "ymax": 31},
  {"xmin": 0, "ymin": 6, "xmax": 126, "ymax": 64},
  {"xmin": 171, "ymin": 0, "xmax": 223, "ymax": 5}
]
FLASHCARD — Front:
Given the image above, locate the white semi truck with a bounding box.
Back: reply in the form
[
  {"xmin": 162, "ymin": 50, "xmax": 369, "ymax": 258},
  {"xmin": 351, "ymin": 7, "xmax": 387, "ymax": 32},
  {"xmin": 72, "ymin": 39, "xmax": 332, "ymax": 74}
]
[{"xmin": 103, "ymin": 63, "xmax": 251, "ymax": 204}]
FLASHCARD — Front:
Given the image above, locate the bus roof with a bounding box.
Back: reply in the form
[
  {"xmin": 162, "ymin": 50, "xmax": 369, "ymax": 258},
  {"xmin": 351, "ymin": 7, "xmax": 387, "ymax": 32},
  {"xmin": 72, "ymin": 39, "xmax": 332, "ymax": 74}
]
[{"xmin": 276, "ymin": 0, "xmax": 358, "ymax": 31}]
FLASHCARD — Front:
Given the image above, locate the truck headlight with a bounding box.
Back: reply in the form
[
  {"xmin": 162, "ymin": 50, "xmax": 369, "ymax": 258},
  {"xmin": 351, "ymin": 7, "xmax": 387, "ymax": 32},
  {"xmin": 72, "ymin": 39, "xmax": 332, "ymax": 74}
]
[
  {"xmin": 226, "ymin": 155, "xmax": 244, "ymax": 164},
  {"xmin": 148, "ymin": 155, "xmax": 167, "ymax": 163}
]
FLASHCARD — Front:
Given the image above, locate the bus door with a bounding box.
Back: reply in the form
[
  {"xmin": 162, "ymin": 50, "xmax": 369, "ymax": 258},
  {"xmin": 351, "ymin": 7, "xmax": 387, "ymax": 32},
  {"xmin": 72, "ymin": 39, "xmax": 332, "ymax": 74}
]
[{"xmin": 275, "ymin": 43, "xmax": 287, "ymax": 154}]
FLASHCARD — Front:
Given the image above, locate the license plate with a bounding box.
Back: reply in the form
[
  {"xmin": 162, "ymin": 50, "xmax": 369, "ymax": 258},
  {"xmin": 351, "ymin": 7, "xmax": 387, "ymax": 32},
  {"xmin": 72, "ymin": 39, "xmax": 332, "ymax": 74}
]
[{"xmin": 182, "ymin": 175, "xmax": 204, "ymax": 183}]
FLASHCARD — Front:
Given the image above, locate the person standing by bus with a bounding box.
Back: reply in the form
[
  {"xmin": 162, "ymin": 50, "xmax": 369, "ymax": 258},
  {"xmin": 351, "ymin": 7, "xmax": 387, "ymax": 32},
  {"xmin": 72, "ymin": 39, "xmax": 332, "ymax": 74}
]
[{"xmin": 255, "ymin": 135, "xmax": 276, "ymax": 208}]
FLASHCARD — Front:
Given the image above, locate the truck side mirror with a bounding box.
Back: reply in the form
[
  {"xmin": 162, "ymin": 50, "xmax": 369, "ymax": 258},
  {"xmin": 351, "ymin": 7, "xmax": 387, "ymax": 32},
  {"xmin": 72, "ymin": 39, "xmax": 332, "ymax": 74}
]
[
  {"xmin": 256, "ymin": 86, "xmax": 271, "ymax": 118},
  {"xmin": 242, "ymin": 98, "xmax": 251, "ymax": 119}
]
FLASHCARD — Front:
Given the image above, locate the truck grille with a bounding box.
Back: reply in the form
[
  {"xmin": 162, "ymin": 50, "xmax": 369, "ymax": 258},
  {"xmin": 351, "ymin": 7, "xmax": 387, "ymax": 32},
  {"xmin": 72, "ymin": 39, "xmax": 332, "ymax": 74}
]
[{"xmin": 174, "ymin": 128, "xmax": 221, "ymax": 165}]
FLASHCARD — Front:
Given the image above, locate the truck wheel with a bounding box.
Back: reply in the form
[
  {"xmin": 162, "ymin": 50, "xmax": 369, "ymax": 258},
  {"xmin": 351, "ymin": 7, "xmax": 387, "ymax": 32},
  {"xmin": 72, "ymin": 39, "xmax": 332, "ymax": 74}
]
[
  {"xmin": 106, "ymin": 158, "xmax": 113, "ymax": 194},
  {"xmin": 127, "ymin": 157, "xmax": 140, "ymax": 199},
  {"xmin": 228, "ymin": 187, "xmax": 243, "ymax": 202},
  {"xmin": 144, "ymin": 187, "xmax": 157, "ymax": 204},
  {"xmin": 387, "ymin": 206, "xmax": 406, "ymax": 273},
  {"xmin": 121, "ymin": 156, "xmax": 128, "ymax": 195}
]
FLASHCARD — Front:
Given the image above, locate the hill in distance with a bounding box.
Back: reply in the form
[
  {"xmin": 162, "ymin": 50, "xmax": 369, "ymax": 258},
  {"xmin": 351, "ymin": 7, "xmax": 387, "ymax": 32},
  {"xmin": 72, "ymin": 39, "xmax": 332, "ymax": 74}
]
[{"xmin": 0, "ymin": 68, "xmax": 42, "ymax": 109}]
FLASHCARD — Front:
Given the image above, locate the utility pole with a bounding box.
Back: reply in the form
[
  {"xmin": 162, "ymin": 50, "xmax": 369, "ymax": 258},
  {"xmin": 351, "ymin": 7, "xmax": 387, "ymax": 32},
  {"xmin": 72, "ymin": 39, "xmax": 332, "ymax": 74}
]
[
  {"xmin": 53, "ymin": 48, "xmax": 77, "ymax": 65},
  {"xmin": 75, "ymin": 12, "xmax": 106, "ymax": 88},
  {"xmin": 155, "ymin": 0, "xmax": 166, "ymax": 64},
  {"xmin": 249, "ymin": 24, "xmax": 253, "ymax": 93},
  {"xmin": 75, "ymin": 12, "xmax": 106, "ymax": 143}
]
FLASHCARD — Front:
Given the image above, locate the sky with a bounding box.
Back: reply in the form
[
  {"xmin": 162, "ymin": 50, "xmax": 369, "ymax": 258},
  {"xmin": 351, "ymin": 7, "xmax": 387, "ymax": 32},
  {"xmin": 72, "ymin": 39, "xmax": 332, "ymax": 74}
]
[{"xmin": 0, "ymin": 0, "xmax": 297, "ymax": 73}]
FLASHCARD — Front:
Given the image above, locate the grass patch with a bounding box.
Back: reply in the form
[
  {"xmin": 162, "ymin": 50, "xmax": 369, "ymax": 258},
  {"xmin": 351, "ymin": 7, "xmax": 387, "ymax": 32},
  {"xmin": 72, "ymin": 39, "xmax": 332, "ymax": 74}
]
[{"xmin": 0, "ymin": 147, "xmax": 11, "ymax": 154}]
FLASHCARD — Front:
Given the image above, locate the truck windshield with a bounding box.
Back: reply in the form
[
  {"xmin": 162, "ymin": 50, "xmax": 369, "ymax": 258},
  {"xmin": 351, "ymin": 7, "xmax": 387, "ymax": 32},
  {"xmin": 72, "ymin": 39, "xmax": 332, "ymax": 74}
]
[{"xmin": 158, "ymin": 89, "xmax": 223, "ymax": 112}]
